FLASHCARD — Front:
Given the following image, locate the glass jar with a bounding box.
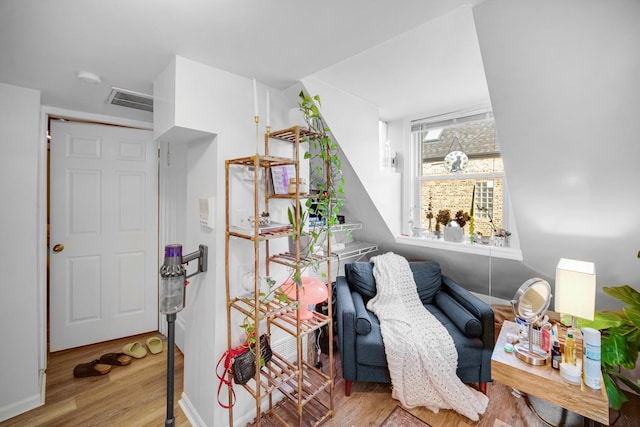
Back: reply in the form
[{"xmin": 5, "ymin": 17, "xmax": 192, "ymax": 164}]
[{"xmin": 287, "ymin": 178, "xmax": 307, "ymax": 194}]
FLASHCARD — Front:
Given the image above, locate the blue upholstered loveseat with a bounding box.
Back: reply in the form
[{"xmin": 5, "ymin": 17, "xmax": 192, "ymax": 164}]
[{"xmin": 335, "ymin": 260, "xmax": 494, "ymax": 396}]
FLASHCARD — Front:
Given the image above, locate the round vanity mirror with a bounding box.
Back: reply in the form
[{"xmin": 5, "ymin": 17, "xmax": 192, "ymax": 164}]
[{"xmin": 510, "ymin": 278, "xmax": 552, "ymax": 365}]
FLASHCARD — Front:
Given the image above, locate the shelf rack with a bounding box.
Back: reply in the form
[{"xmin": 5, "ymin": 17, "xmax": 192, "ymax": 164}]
[{"xmin": 225, "ymin": 126, "xmax": 334, "ymax": 426}]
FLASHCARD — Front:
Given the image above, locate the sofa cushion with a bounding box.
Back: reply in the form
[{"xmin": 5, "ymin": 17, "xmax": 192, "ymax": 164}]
[
  {"xmin": 434, "ymin": 292, "xmax": 482, "ymax": 338},
  {"xmin": 410, "ymin": 261, "xmax": 442, "ymax": 305},
  {"xmin": 345, "ymin": 262, "xmax": 376, "ymax": 302}
]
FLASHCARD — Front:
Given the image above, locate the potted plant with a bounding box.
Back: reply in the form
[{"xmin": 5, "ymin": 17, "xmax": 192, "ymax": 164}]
[
  {"xmin": 287, "ymin": 201, "xmax": 311, "ymax": 257},
  {"xmin": 573, "ymin": 285, "xmax": 640, "ymax": 410},
  {"xmin": 454, "ymin": 209, "xmax": 470, "ymax": 227},
  {"xmin": 435, "ymin": 209, "xmax": 450, "ymax": 238}
]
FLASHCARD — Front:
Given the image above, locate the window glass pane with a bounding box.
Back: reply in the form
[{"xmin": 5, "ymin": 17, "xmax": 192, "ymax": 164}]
[
  {"xmin": 417, "ymin": 118, "xmax": 501, "ymax": 177},
  {"xmin": 412, "ymin": 113, "xmax": 512, "ymax": 242},
  {"xmin": 420, "ymin": 178, "xmax": 503, "ymax": 236}
]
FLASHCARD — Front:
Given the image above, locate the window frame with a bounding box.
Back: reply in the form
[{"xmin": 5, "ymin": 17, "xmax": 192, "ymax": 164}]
[{"xmin": 399, "ymin": 109, "xmax": 521, "ymax": 260}]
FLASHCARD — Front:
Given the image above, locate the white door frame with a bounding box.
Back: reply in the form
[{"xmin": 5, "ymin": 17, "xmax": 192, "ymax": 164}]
[{"xmin": 37, "ymin": 106, "xmax": 160, "ymax": 403}]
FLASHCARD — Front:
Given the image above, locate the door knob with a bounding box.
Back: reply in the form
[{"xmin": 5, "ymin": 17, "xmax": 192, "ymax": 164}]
[{"xmin": 53, "ymin": 244, "xmax": 65, "ymax": 253}]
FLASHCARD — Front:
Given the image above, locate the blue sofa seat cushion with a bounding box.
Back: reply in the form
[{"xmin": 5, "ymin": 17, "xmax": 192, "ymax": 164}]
[
  {"xmin": 355, "ymin": 303, "xmax": 483, "ymax": 369},
  {"xmin": 434, "ymin": 292, "xmax": 482, "ymax": 338},
  {"xmin": 345, "ymin": 261, "xmax": 442, "ymax": 305}
]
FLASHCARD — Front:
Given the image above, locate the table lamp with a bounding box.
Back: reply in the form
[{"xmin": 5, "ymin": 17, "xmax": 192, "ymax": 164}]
[
  {"xmin": 281, "ymin": 276, "xmax": 328, "ymax": 320},
  {"xmin": 554, "ymin": 258, "xmax": 596, "ymax": 328}
]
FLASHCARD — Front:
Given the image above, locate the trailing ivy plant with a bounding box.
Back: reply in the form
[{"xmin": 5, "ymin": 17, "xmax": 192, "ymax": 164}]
[
  {"xmin": 572, "ymin": 285, "xmax": 640, "ymax": 410},
  {"xmin": 291, "ymin": 91, "xmax": 344, "ymax": 285}
]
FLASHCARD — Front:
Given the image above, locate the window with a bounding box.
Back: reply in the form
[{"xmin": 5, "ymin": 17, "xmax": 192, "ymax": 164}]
[{"xmin": 411, "ymin": 111, "xmax": 512, "ymax": 241}]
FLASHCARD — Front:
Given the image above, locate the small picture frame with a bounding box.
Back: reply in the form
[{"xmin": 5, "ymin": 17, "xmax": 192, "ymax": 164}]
[{"xmin": 270, "ymin": 165, "xmax": 296, "ymax": 195}]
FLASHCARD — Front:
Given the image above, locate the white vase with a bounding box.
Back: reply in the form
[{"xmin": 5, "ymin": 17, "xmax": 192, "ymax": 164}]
[{"xmin": 443, "ymin": 225, "xmax": 464, "ymax": 242}]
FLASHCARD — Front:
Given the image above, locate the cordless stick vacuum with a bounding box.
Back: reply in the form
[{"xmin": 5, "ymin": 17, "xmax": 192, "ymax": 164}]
[{"xmin": 159, "ymin": 244, "xmax": 207, "ymax": 426}]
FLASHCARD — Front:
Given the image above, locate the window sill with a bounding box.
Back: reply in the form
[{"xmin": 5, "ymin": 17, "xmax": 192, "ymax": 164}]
[{"xmin": 395, "ymin": 235, "xmax": 523, "ymax": 261}]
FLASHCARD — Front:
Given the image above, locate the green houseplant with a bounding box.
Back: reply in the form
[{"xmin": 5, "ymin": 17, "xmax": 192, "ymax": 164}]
[
  {"xmin": 287, "ymin": 201, "xmax": 311, "ymax": 257},
  {"xmin": 290, "ymin": 91, "xmax": 344, "ymax": 286},
  {"xmin": 574, "ymin": 285, "xmax": 640, "ymax": 409},
  {"xmin": 240, "ymin": 91, "xmax": 344, "ymax": 343}
]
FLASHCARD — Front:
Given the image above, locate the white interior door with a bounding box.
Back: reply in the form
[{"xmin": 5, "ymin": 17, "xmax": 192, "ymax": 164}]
[{"xmin": 50, "ymin": 120, "xmax": 158, "ymax": 351}]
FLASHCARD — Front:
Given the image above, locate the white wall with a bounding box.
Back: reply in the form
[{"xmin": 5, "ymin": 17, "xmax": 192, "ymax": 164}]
[
  {"xmin": 0, "ymin": 83, "xmax": 43, "ymax": 421},
  {"xmin": 154, "ymin": 56, "xmax": 295, "ymax": 426},
  {"xmin": 301, "ymin": 76, "xmax": 402, "ymax": 234},
  {"xmin": 474, "ymin": 0, "xmax": 640, "ymax": 310}
]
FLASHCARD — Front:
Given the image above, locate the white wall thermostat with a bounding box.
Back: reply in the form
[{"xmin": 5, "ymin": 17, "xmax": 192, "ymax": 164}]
[{"xmin": 199, "ymin": 197, "xmax": 215, "ymax": 229}]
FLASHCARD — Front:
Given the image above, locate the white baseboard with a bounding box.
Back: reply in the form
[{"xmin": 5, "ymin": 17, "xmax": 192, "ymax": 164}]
[
  {"xmin": 179, "ymin": 392, "xmax": 206, "ymax": 427},
  {"xmin": 0, "ymin": 393, "xmax": 43, "ymax": 423}
]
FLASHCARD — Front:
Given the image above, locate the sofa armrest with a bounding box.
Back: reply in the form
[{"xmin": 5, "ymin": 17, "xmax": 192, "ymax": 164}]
[
  {"xmin": 441, "ymin": 275, "xmax": 494, "ymax": 348},
  {"xmin": 336, "ymin": 276, "xmax": 358, "ymax": 381}
]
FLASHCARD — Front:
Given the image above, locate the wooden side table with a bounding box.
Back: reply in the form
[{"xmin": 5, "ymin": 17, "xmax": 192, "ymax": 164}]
[{"xmin": 491, "ymin": 321, "xmax": 609, "ymax": 425}]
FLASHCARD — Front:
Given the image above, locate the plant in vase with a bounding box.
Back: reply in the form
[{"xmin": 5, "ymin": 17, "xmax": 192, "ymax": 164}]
[
  {"xmin": 570, "ymin": 284, "xmax": 640, "ymax": 410},
  {"xmin": 435, "ymin": 209, "xmax": 450, "ymax": 238},
  {"xmin": 426, "ymin": 193, "xmax": 434, "ymax": 234},
  {"xmin": 469, "ymin": 185, "xmax": 476, "ymax": 242},
  {"xmin": 287, "ymin": 201, "xmax": 312, "ymax": 258},
  {"xmin": 442, "ymin": 209, "xmax": 467, "ymax": 243},
  {"xmin": 454, "ymin": 209, "xmax": 470, "ymax": 228},
  {"xmin": 476, "ymin": 205, "xmax": 510, "ymax": 246}
]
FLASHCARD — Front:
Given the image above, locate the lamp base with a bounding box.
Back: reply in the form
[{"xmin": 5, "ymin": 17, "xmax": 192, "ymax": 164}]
[{"xmin": 514, "ymin": 343, "xmax": 548, "ymax": 366}]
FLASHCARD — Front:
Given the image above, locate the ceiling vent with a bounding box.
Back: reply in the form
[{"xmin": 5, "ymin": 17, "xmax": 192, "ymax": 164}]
[{"xmin": 107, "ymin": 87, "xmax": 153, "ymax": 112}]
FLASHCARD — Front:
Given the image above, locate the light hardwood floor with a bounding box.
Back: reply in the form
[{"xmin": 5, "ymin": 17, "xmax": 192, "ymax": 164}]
[
  {"xmin": 3, "ymin": 333, "xmax": 639, "ymax": 426},
  {"xmin": 2, "ymin": 332, "xmax": 188, "ymax": 427}
]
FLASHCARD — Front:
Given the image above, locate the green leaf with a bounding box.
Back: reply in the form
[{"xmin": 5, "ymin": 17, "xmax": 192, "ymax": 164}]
[
  {"xmin": 603, "ymin": 371, "xmax": 629, "ymax": 410},
  {"xmin": 603, "ymin": 285, "xmax": 640, "ymax": 308},
  {"xmin": 304, "ymin": 152, "xmax": 311, "ymax": 159},
  {"xmin": 579, "ymin": 310, "xmax": 628, "ymax": 330},
  {"xmin": 624, "ymin": 305, "xmax": 640, "ymax": 329},
  {"xmin": 277, "ymin": 294, "xmax": 289, "ymax": 303},
  {"xmin": 602, "ymin": 334, "xmax": 635, "ymax": 369}
]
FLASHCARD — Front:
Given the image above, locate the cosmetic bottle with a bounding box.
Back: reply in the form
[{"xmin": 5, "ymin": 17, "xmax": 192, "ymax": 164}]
[
  {"xmin": 551, "ymin": 342, "xmax": 562, "ymax": 370},
  {"xmin": 564, "ymin": 329, "xmax": 577, "ymax": 365},
  {"xmin": 582, "ymin": 327, "xmax": 602, "ymax": 389}
]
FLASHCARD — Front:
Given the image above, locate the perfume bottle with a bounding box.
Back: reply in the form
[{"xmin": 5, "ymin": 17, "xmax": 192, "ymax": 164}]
[{"xmin": 551, "ymin": 342, "xmax": 562, "ymax": 370}]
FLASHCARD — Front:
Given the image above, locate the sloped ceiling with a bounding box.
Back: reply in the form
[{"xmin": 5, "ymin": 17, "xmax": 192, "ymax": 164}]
[{"xmin": 0, "ymin": 0, "xmax": 484, "ymax": 121}]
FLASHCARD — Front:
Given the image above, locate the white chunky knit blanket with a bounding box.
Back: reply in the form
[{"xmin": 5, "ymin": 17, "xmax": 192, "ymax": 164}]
[{"xmin": 366, "ymin": 252, "xmax": 488, "ymax": 421}]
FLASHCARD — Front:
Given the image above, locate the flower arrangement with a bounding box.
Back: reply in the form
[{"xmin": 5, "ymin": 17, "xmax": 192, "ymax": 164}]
[
  {"xmin": 476, "ymin": 205, "xmax": 510, "ymax": 237},
  {"xmin": 454, "ymin": 210, "xmax": 470, "ymax": 227},
  {"xmin": 426, "ymin": 193, "xmax": 434, "ymax": 232},
  {"xmin": 435, "ymin": 209, "xmax": 451, "ymax": 232}
]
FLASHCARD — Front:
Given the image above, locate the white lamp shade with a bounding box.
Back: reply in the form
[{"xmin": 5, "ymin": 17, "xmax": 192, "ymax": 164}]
[{"xmin": 554, "ymin": 258, "xmax": 596, "ymax": 321}]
